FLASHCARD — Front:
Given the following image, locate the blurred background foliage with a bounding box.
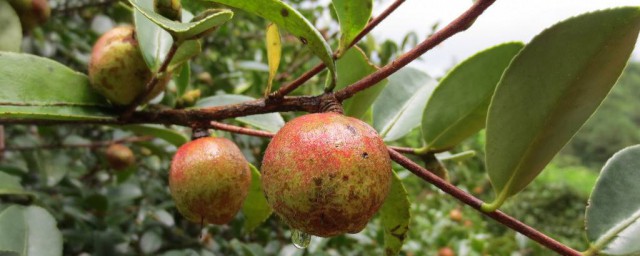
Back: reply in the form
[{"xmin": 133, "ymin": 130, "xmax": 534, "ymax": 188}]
[{"xmin": 1, "ymin": 0, "xmax": 639, "ymax": 255}]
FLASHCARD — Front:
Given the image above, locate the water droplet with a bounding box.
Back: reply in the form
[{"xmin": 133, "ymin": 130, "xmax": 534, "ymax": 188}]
[{"xmin": 291, "ymin": 229, "xmax": 311, "ymax": 249}]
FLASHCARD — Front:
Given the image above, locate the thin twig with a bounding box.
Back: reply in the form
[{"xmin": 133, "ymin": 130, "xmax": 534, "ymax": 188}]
[
  {"xmin": 209, "ymin": 122, "xmax": 275, "ymax": 138},
  {"xmin": 272, "ymin": 0, "xmax": 407, "ymax": 97},
  {"xmin": 335, "ymin": 0, "xmax": 496, "ymax": 101},
  {"xmin": 122, "ymin": 43, "xmax": 180, "ymax": 119},
  {"xmin": 3, "ymin": 136, "xmax": 153, "ymax": 151},
  {"xmin": 388, "ymin": 149, "xmax": 582, "ymax": 256}
]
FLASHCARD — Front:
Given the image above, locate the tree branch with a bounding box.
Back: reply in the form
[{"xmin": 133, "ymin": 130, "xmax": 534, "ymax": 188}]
[
  {"xmin": 387, "ymin": 149, "xmax": 582, "ymax": 256},
  {"xmin": 209, "ymin": 122, "xmax": 275, "ymax": 138},
  {"xmin": 272, "ymin": 0, "xmax": 407, "ymax": 98},
  {"xmin": 335, "ymin": 0, "xmax": 496, "ymax": 101}
]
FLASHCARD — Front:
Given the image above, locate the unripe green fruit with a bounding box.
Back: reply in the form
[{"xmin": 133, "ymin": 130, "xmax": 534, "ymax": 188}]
[
  {"xmin": 8, "ymin": 0, "xmax": 50, "ymax": 32},
  {"xmin": 89, "ymin": 26, "xmax": 168, "ymax": 106},
  {"xmin": 261, "ymin": 113, "xmax": 392, "ymax": 237},
  {"xmin": 169, "ymin": 137, "xmax": 251, "ymax": 224},
  {"xmin": 105, "ymin": 144, "xmax": 135, "ymax": 171},
  {"xmin": 154, "ymin": 0, "xmax": 182, "ymax": 21}
]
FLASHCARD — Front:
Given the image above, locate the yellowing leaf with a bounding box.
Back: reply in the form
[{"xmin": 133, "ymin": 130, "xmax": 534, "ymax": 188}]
[{"xmin": 265, "ymin": 23, "xmax": 282, "ymax": 96}]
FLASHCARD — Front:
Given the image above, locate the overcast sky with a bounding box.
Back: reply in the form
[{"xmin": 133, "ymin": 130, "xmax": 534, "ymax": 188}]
[{"xmin": 371, "ymin": 0, "xmax": 640, "ymax": 76}]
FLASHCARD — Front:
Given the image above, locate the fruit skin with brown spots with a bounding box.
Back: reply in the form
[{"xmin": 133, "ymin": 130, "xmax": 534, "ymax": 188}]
[
  {"xmin": 89, "ymin": 26, "xmax": 168, "ymax": 106},
  {"xmin": 169, "ymin": 137, "xmax": 251, "ymax": 224},
  {"xmin": 8, "ymin": 0, "xmax": 50, "ymax": 32},
  {"xmin": 261, "ymin": 112, "xmax": 392, "ymax": 237},
  {"xmin": 105, "ymin": 144, "xmax": 135, "ymax": 171}
]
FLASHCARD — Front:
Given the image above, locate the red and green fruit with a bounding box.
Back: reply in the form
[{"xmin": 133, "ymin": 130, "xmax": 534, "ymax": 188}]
[
  {"xmin": 169, "ymin": 137, "xmax": 251, "ymax": 224},
  {"xmin": 89, "ymin": 26, "xmax": 168, "ymax": 106},
  {"xmin": 105, "ymin": 144, "xmax": 135, "ymax": 171},
  {"xmin": 261, "ymin": 112, "xmax": 392, "ymax": 237}
]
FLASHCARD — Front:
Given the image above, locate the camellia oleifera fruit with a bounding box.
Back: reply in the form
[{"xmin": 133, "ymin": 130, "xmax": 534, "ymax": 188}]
[
  {"xmin": 169, "ymin": 137, "xmax": 251, "ymax": 224},
  {"xmin": 105, "ymin": 144, "xmax": 135, "ymax": 171},
  {"xmin": 89, "ymin": 26, "xmax": 168, "ymax": 106},
  {"xmin": 261, "ymin": 113, "xmax": 392, "ymax": 237}
]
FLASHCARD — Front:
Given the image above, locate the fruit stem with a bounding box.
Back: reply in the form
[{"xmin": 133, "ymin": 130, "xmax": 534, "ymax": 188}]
[
  {"xmin": 318, "ymin": 93, "xmax": 343, "ymax": 114},
  {"xmin": 191, "ymin": 127, "xmax": 210, "ymax": 140},
  {"xmin": 121, "ymin": 42, "xmax": 181, "ymax": 120}
]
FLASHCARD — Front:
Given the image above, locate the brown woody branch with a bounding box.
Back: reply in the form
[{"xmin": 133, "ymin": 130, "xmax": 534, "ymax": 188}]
[
  {"xmin": 388, "ymin": 149, "xmax": 581, "ymax": 256},
  {"xmin": 272, "ymin": 0, "xmax": 407, "ymax": 97},
  {"xmin": 209, "ymin": 121, "xmax": 274, "ymax": 138},
  {"xmin": 335, "ymin": 0, "xmax": 496, "ymax": 101}
]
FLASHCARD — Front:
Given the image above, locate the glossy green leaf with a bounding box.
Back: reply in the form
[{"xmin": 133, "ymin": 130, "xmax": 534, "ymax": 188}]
[
  {"xmin": 134, "ymin": 1, "xmax": 202, "ymax": 71},
  {"xmin": 484, "ymin": 7, "xmax": 640, "ymax": 211},
  {"xmin": 0, "ymin": 0, "xmax": 22, "ymax": 52},
  {"xmin": 130, "ymin": 0, "xmax": 233, "ymax": 41},
  {"xmin": 265, "ymin": 23, "xmax": 282, "ymax": 96},
  {"xmin": 373, "ymin": 67, "xmax": 437, "ymax": 142},
  {"xmin": 335, "ymin": 47, "xmax": 387, "ymax": 119},
  {"xmin": 0, "ymin": 205, "xmax": 63, "ymax": 256},
  {"xmin": 585, "ymin": 145, "xmax": 640, "ymax": 256},
  {"xmin": 195, "ymin": 95, "xmax": 285, "ymax": 132},
  {"xmin": 119, "ymin": 124, "xmax": 188, "ymax": 147},
  {"xmin": 379, "ymin": 171, "xmax": 410, "ymax": 256},
  {"xmin": 168, "ymin": 40, "xmax": 201, "ymax": 72},
  {"xmin": 421, "ymin": 42, "xmax": 523, "ymax": 151},
  {"xmin": 175, "ymin": 62, "xmax": 191, "ymax": 97},
  {"xmin": 0, "ymin": 172, "xmax": 33, "ymax": 198},
  {"xmin": 332, "ymin": 0, "xmax": 372, "ymax": 54},
  {"xmin": 0, "ymin": 52, "xmax": 116, "ymax": 121},
  {"xmin": 242, "ymin": 164, "xmax": 272, "ymax": 233},
  {"xmin": 205, "ymin": 0, "xmax": 337, "ymax": 85}
]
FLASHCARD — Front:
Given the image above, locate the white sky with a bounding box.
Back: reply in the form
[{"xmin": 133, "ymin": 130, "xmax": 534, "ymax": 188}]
[{"xmin": 371, "ymin": 0, "xmax": 640, "ymax": 76}]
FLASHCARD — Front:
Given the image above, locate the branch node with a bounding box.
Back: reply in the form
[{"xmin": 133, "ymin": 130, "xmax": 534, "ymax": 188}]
[{"xmin": 318, "ymin": 93, "xmax": 343, "ymax": 114}]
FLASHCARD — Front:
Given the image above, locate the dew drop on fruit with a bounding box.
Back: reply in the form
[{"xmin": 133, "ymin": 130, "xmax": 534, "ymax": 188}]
[{"xmin": 291, "ymin": 229, "xmax": 311, "ymax": 249}]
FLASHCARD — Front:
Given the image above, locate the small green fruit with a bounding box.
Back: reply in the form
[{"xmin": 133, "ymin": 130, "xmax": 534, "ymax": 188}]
[
  {"xmin": 89, "ymin": 26, "xmax": 168, "ymax": 106},
  {"xmin": 8, "ymin": 0, "xmax": 50, "ymax": 32},
  {"xmin": 261, "ymin": 113, "xmax": 392, "ymax": 237},
  {"xmin": 105, "ymin": 144, "xmax": 135, "ymax": 171},
  {"xmin": 169, "ymin": 137, "xmax": 251, "ymax": 224},
  {"xmin": 154, "ymin": 0, "xmax": 182, "ymax": 21}
]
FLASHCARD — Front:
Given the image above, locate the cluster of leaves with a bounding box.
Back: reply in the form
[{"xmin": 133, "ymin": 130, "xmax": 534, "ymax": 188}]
[{"xmin": 1, "ymin": 0, "xmax": 640, "ymax": 255}]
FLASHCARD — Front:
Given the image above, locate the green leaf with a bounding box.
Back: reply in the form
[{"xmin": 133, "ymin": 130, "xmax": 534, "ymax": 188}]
[
  {"xmin": 195, "ymin": 95, "xmax": 285, "ymax": 132},
  {"xmin": 175, "ymin": 62, "xmax": 191, "ymax": 97},
  {"xmin": 484, "ymin": 7, "xmax": 640, "ymax": 211},
  {"xmin": 335, "ymin": 47, "xmax": 387, "ymax": 119},
  {"xmin": 0, "ymin": 53, "xmax": 116, "ymax": 121},
  {"xmin": 0, "ymin": 172, "xmax": 33, "ymax": 198},
  {"xmin": 130, "ymin": 0, "xmax": 233, "ymax": 41},
  {"xmin": 421, "ymin": 42, "xmax": 523, "ymax": 151},
  {"xmin": 265, "ymin": 23, "xmax": 282, "ymax": 96},
  {"xmin": 0, "ymin": 205, "xmax": 63, "ymax": 256},
  {"xmin": 0, "ymin": 0, "xmax": 22, "ymax": 52},
  {"xmin": 205, "ymin": 0, "xmax": 337, "ymax": 85},
  {"xmin": 242, "ymin": 164, "xmax": 272, "ymax": 233},
  {"xmin": 140, "ymin": 230, "xmax": 163, "ymax": 254},
  {"xmin": 119, "ymin": 124, "xmax": 188, "ymax": 147},
  {"xmin": 379, "ymin": 171, "xmax": 410, "ymax": 256},
  {"xmin": 332, "ymin": 0, "xmax": 372, "ymax": 54},
  {"xmin": 585, "ymin": 145, "xmax": 640, "ymax": 255},
  {"xmin": 133, "ymin": 2, "xmax": 202, "ymax": 72},
  {"xmin": 168, "ymin": 40, "xmax": 201, "ymax": 72},
  {"xmin": 373, "ymin": 67, "xmax": 437, "ymax": 142}
]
